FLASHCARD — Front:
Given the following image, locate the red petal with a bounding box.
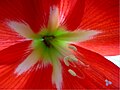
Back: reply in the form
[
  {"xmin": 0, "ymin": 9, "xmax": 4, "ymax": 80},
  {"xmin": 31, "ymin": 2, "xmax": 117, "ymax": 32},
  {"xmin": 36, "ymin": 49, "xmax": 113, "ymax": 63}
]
[
  {"xmin": 0, "ymin": 0, "xmax": 61, "ymax": 33},
  {"xmin": 62, "ymin": 45, "xmax": 119, "ymax": 89},
  {"xmin": 23, "ymin": 63, "xmax": 55, "ymax": 89},
  {"xmin": 77, "ymin": 0, "xmax": 119, "ymax": 55},
  {"xmin": 0, "ymin": 0, "xmax": 36, "ymax": 31},
  {"xmin": 0, "ymin": 0, "xmax": 41, "ymax": 32},
  {"xmin": 0, "ymin": 45, "xmax": 118, "ymax": 89},
  {"xmin": 0, "ymin": 40, "xmax": 54, "ymax": 88},
  {"xmin": 0, "ymin": 22, "xmax": 26, "ymax": 51},
  {"xmin": 59, "ymin": 0, "xmax": 85, "ymax": 30},
  {"xmin": 0, "ymin": 1, "xmax": 25, "ymax": 21},
  {"xmin": 0, "ymin": 41, "xmax": 31, "ymax": 65},
  {"xmin": 0, "ymin": 64, "xmax": 32, "ymax": 88},
  {"xmin": 0, "ymin": 62, "xmax": 55, "ymax": 89},
  {"xmin": 1, "ymin": 0, "xmax": 86, "ymax": 52}
]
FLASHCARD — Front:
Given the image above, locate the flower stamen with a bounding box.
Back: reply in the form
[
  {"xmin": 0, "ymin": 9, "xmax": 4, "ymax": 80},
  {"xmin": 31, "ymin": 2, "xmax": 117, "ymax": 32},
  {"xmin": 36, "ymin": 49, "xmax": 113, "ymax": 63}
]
[
  {"xmin": 64, "ymin": 55, "xmax": 78, "ymax": 67},
  {"xmin": 68, "ymin": 69, "xmax": 85, "ymax": 79},
  {"xmin": 68, "ymin": 45, "xmax": 77, "ymax": 51},
  {"xmin": 68, "ymin": 69, "xmax": 77, "ymax": 77}
]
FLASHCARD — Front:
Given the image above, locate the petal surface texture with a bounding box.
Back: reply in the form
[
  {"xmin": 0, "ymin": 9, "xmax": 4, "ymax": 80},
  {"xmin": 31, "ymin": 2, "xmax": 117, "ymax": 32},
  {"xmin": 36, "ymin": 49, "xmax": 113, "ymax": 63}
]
[
  {"xmin": 77, "ymin": 0, "xmax": 119, "ymax": 55},
  {"xmin": 0, "ymin": 0, "xmax": 119, "ymax": 89},
  {"xmin": 0, "ymin": 41, "xmax": 31, "ymax": 65},
  {"xmin": 58, "ymin": 0, "xmax": 119, "ymax": 55},
  {"xmin": 0, "ymin": 0, "xmax": 118, "ymax": 55},
  {"xmin": 0, "ymin": 45, "xmax": 119, "ymax": 89}
]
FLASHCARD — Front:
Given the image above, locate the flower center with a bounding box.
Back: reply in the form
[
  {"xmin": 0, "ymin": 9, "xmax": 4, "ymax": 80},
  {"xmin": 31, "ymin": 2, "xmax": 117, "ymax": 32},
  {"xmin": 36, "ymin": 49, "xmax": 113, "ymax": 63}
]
[
  {"xmin": 7, "ymin": 6, "xmax": 99, "ymax": 90},
  {"xmin": 42, "ymin": 35, "xmax": 55, "ymax": 48}
]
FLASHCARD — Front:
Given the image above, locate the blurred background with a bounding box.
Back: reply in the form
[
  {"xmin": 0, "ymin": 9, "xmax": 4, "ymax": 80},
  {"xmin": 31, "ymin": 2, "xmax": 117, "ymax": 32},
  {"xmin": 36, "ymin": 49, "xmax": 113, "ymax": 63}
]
[{"xmin": 105, "ymin": 55, "xmax": 120, "ymax": 67}]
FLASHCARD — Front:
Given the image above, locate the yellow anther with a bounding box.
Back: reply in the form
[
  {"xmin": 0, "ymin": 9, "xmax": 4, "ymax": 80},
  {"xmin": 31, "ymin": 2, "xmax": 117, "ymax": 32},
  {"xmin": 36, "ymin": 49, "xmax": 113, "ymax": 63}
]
[{"xmin": 68, "ymin": 69, "xmax": 77, "ymax": 77}]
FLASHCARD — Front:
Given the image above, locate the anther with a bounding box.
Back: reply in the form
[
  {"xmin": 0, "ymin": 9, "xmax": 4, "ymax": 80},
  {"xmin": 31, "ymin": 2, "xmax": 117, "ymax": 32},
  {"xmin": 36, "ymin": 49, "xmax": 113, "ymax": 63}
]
[
  {"xmin": 78, "ymin": 61, "xmax": 89, "ymax": 68},
  {"xmin": 68, "ymin": 45, "xmax": 77, "ymax": 51},
  {"xmin": 64, "ymin": 55, "xmax": 78, "ymax": 67},
  {"xmin": 68, "ymin": 69, "xmax": 77, "ymax": 77},
  {"xmin": 64, "ymin": 56, "xmax": 70, "ymax": 66},
  {"xmin": 68, "ymin": 69, "xmax": 85, "ymax": 79},
  {"xmin": 69, "ymin": 55, "xmax": 78, "ymax": 62}
]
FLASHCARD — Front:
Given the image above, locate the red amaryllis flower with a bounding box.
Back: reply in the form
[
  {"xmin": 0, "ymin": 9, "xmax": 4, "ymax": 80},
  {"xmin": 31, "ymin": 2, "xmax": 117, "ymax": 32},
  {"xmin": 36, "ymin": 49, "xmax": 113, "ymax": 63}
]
[{"xmin": 0, "ymin": 0, "xmax": 119, "ymax": 89}]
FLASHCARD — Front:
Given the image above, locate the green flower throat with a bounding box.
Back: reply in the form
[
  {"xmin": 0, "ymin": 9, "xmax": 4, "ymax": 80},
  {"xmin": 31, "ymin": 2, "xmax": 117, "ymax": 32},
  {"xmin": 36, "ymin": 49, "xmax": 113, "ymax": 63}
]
[
  {"xmin": 34, "ymin": 28, "xmax": 66, "ymax": 48},
  {"xmin": 32, "ymin": 28, "xmax": 73, "ymax": 63}
]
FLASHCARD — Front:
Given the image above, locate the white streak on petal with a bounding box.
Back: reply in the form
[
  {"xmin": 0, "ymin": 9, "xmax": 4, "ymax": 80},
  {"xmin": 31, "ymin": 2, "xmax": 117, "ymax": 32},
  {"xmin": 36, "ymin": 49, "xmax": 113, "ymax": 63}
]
[
  {"xmin": 15, "ymin": 51, "xmax": 39, "ymax": 75},
  {"xmin": 71, "ymin": 30, "xmax": 100, "ymax": 42},
  {"xmin": 7, "ymin": 21, "xmax": 35, "ymax": 39},
  {"xmin": 48, "ymin": 6, "xmax": 59, "ymax": 30},
  {"xmin": 52, "ymin": 61, "xmax": 62, "ymax": 90},
  {"xmin": 58, "ymin": 30, "xmax": 100, "ymax": 43}
]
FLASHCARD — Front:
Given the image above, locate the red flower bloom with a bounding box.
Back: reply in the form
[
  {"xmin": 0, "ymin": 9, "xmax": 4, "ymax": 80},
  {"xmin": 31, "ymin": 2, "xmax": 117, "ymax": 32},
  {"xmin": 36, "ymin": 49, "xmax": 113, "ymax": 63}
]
[{"xmin": 0, "ymin": 0, "xmax": 119, "ymax": 89}]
